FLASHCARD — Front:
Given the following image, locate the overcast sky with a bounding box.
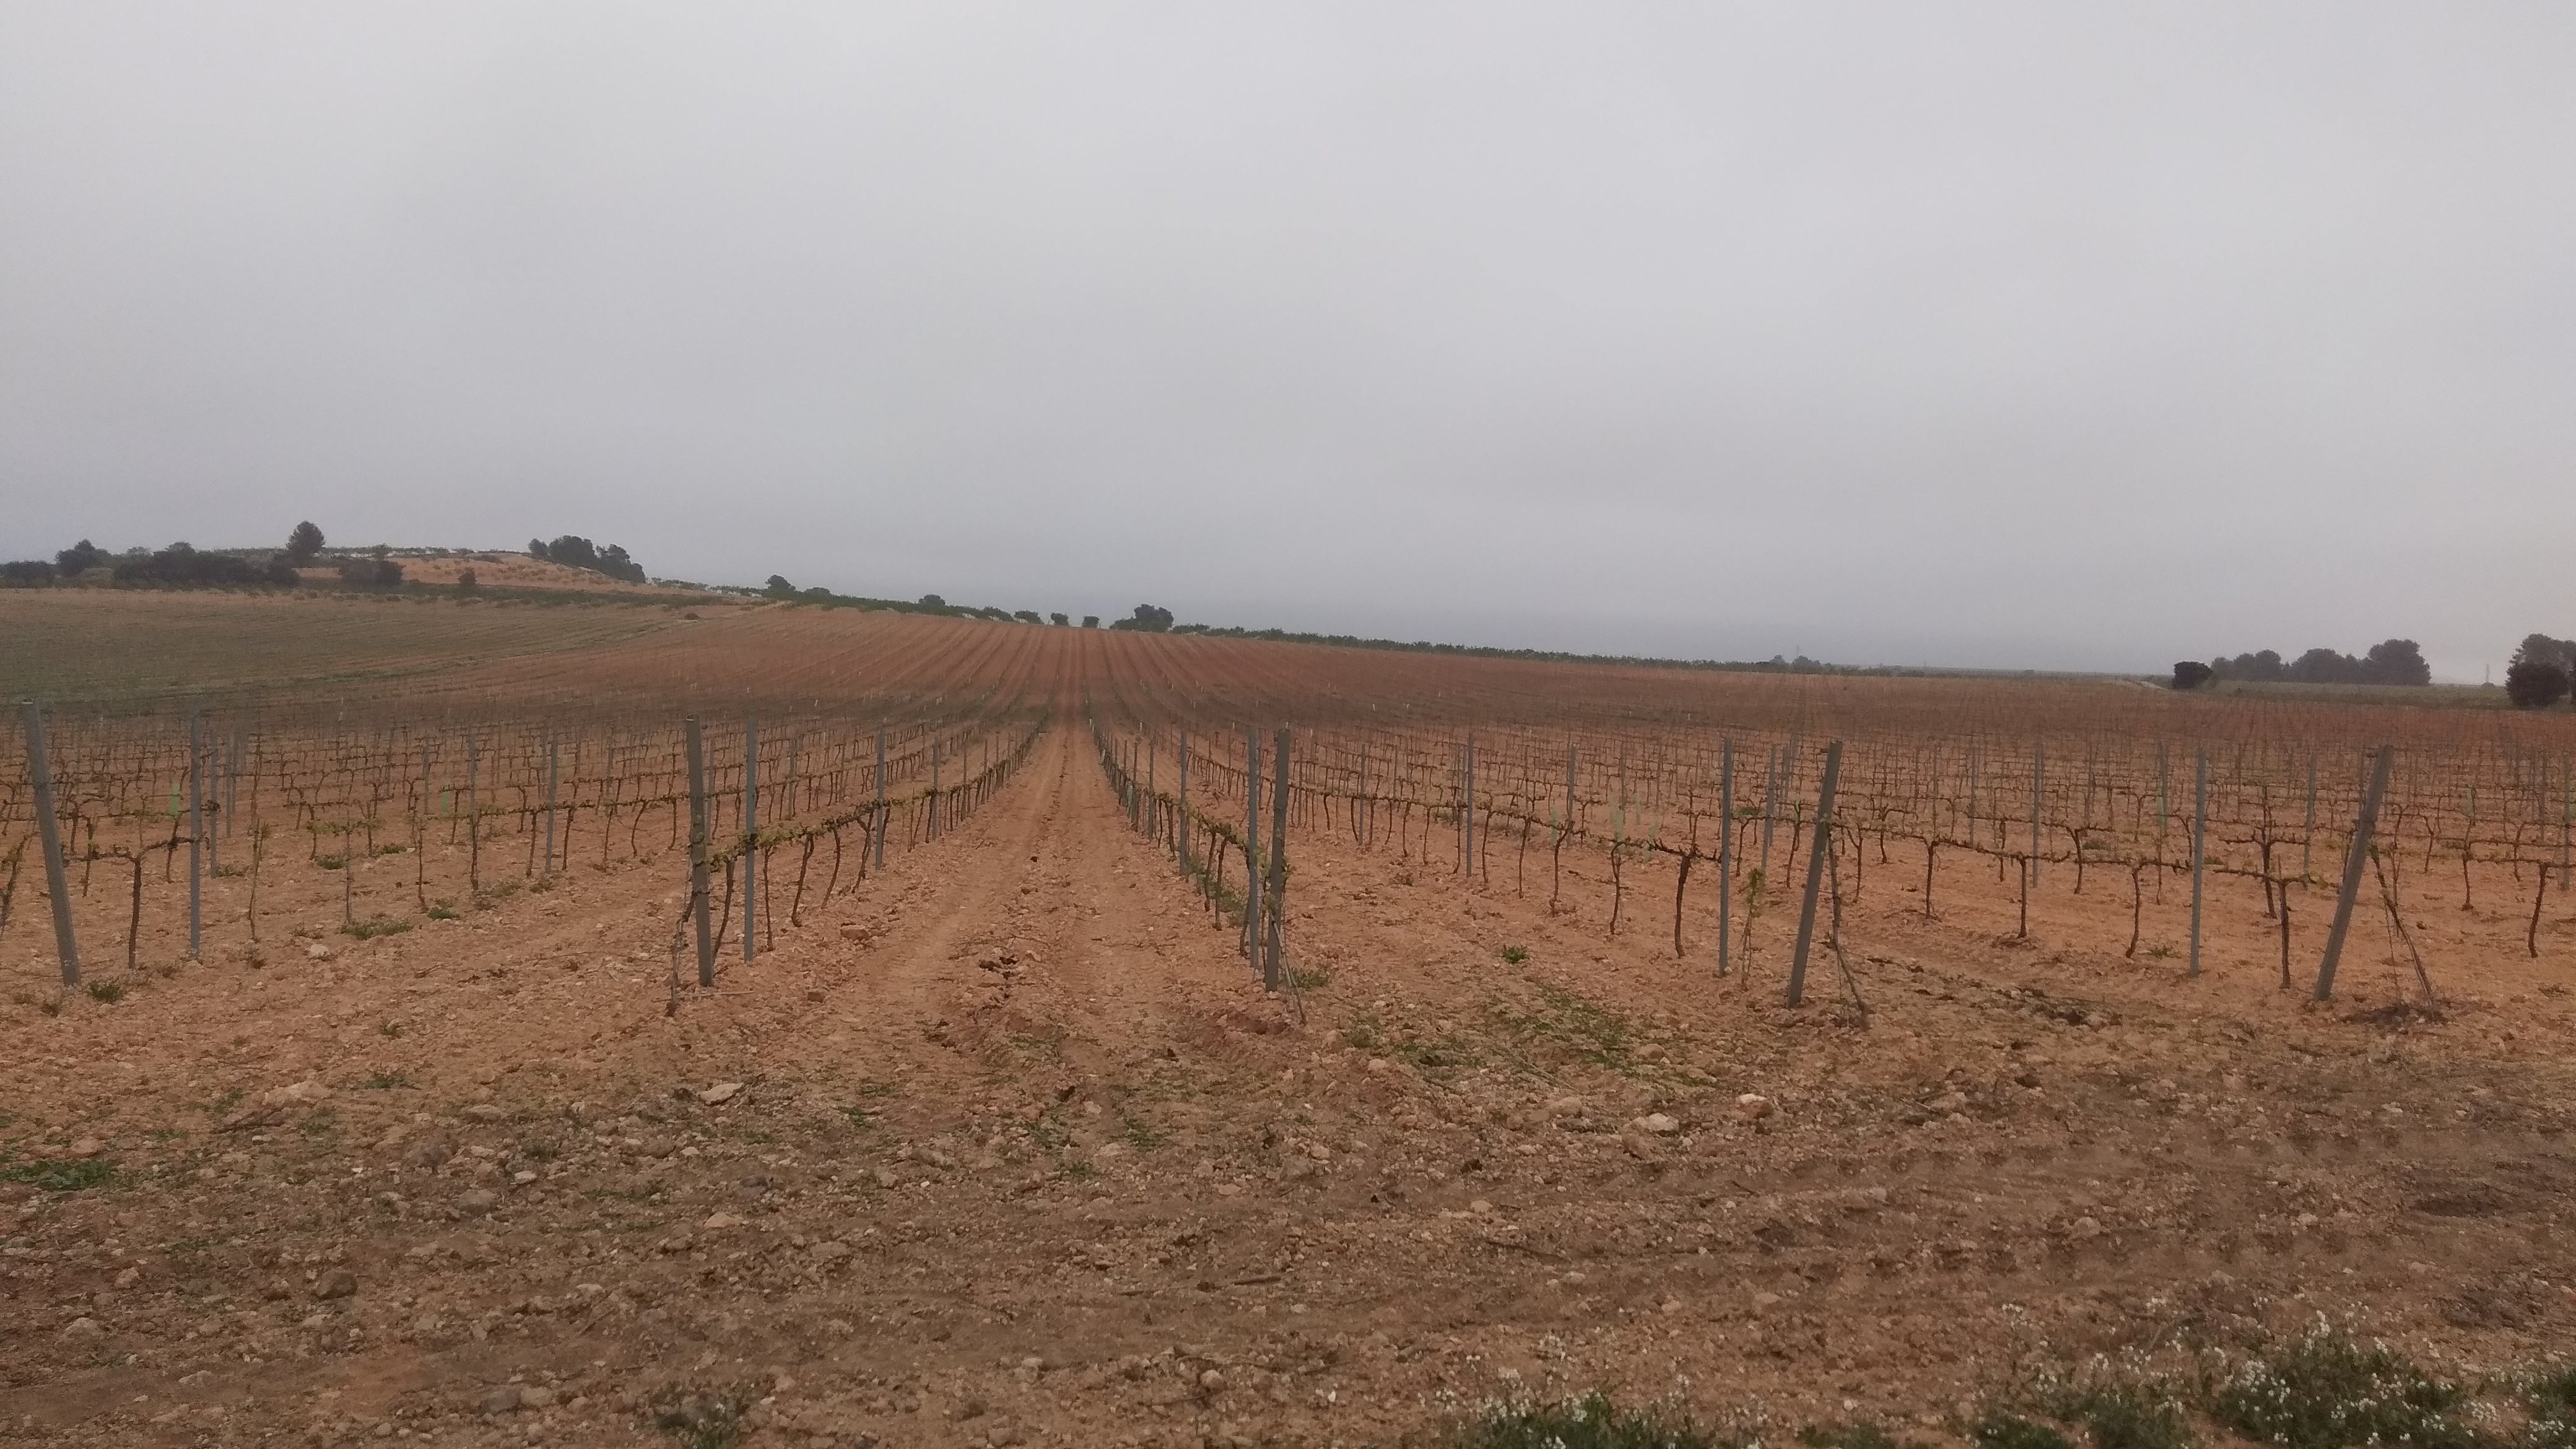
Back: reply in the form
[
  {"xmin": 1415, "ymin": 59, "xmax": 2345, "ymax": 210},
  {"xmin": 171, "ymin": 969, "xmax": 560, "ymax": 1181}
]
[{"xmin": 4, "ymin": 5, "xmax": 2570, "ymax": 679}]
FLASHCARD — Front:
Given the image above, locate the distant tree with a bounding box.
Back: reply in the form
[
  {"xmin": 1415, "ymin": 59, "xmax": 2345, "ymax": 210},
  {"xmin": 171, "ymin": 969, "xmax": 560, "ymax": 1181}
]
[
  {"xmin": 2171, "ymin": 661, "xmax": 2214, "ymax": 690},
  {"xmin": 596, "ymin": 544, "xmax": 645, "ymax": 582},
  {"xmin": 2361, "ymin": 638, "xmax": 2430, "ymax": 686},
  {"xmin": 2, "ymin": 560, "xmax": 58, "ymax": 585},
  {"xmin": 1110, "ymin": 603, "xmax": 1174, "ymax": 632},
  {"xmin": 54, "ymin": 539, "xmax": 105, "ymax": 575},
  {"xmin": 2506, "ymin": 659, "xmax": 2570, "ymax": 710},
  {"xmin": 1081, "ymin": 615, "xmax": 1099, "ymax": 629},
  {"xmin": 546, "ymin": 536, "xmax": 599, "ymax": 571},
  {"xmin": 287, "ymin": 521, "xmax": 324, "ymax": 563},
  {"xmin": 1049, "ymin": 612, "xmax": 1069, "ymax": 626},
  {"xmin": 456, "ymin": 568, "xmax": 479, "ymax": 593},
  {"xmin": 115, "ymin": 541, "xmax": 282, "ymax": 586},
  {"xmin": 2512, "ymin": 634, "xmax": 2576, "ymax": 676},
  {"xmin": 919, "ymin": 594, "xmax": 947, "ymax": 609},
  {"xmin": 1012, "ymin": 609, "xmax": 1041, "ymax": 624},
  {"xmin": 764, "ymin": 575, "xmax": 796, "ymax": 598},
  {"xmin": 528, "ymin": 538, "xmax": 549, "ymax": 560}
]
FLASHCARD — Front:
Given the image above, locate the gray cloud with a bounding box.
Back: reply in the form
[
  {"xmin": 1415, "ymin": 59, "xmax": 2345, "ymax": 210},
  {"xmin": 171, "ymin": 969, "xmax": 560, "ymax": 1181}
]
[{"xmin": 4, "ymin": 3, "xmax": 2571, "ymax": 679}]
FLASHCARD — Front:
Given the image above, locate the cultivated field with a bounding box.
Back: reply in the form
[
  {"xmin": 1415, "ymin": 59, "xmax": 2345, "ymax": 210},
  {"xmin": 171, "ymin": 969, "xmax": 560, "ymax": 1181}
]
[{"xmin": 4, "ymin": 591, "xmax": 2575, "ymax": 1449}]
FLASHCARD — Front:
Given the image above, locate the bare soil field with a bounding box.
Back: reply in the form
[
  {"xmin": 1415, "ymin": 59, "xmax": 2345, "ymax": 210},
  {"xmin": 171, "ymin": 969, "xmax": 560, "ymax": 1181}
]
[{"xmin": 3, "ymin": 597, "xmax": 2574, "ymax": 1448}]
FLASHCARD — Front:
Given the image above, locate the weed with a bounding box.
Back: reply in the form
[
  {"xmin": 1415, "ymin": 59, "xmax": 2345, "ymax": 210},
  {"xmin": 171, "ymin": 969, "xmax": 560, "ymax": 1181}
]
[
  {"xmin": 649, "ymin": 1385, "xmax": 755, "ymax": 1449},
  {"xmin": 360, "ymin": 1071, "xmax": 411, "ymax": 1089},
  {"xmin": 316, "ymin": 853, "xmax": 350, "ymax": 871},
  {"xmin": 0, "ymin": 1157, "xmax": 116, "ymax": 1192},
  {"xmin": 426, "ymin": 900, "xmax": 459, "ymax": 920},
  {"xmin": 1289, "ymin": 967, "xmax": 1330, "ymax": 989},
  {"xmin": 35, "ymin": 994, "xmax": 63, "ymax": 1017},
  {"xmin": 2035, "ymin": 1375, "xmax": 2195, "ymax": 1449},
  {"xmin": 1343, "ymin": 1020, "xmax": 1382, "ymax": 1051},
  {"xmin": 1491, "ymin": 984, "xmax": 1638, "ymax": 1072},
  {"xmin": 377, "ymin": 1021, "xmax": 404, "ymax": 1038},
  {"xmin": 343, "ymin": 914, "xmax": 412, "ymax": 939},
  {"xmin": 298, "ymin": 1108, "xmax": 337, "ymax": 1136},
  {"xmin": 842, "ymin": 1105, "xmax": 877, "ymax": 1128},
  {"xmin": 2146, "ymin": 943, "xmax": 2177, "ymax": 960},
  {"xmin": 2526, "ymin": 1366, "xmax": 2576, "ymax": 1449},
  {"xmin": 1802, "ymin": 1424, "xmax": 1931, "ymax": 1449},
  {"xmin": 1972, "ymin": 1412, "xmax": 2077, "ymax": 1449},
  {"xmin": 1500, "ymin": 944, "xmax": 1530, "ymax": 964},
  {"xmin": 2210, "ymin": 1325, "xmax": 2483, "ymax": 1449},
  {"xmin": 1445, "ymin": 1391, "xmax": 1733, "ymax": 1448},
  {"xmin": 1120, "ymin": 1115, "xmax": 1168, "ymax": 1151},
  {"xmin": 84, "ymin": 981, "xmax": 124, "ymax": 1003}
]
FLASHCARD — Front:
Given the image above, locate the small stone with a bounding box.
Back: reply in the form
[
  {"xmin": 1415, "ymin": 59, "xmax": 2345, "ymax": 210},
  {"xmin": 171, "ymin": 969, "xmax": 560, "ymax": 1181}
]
[
  {"xmin": 2070, "ymin": 1217, "xmax": 2102, "ymax": 1240},
  {"xmin": 481, "ymin": 1385, "xmax": 523, "ymax": 1415},
  {"xmin": 70, "ymin": 1138, "xmax": 103, "ymax": 1159},
  {"xmin": 61, "ymin": 1316, "xmax": 104, "ymax": 1338},
  {"xmin": 519, "ymin": 1385, "xmax": 557, "ymax": 1409},
  {"xmin": 871, "ymin": 1168, "xmax": 898, "ymax": 1189},
  {"xmin": 114, "ymin": 1267, "xmax": 140, "ymax": 1289},
  {"xmin": 1752, "ymin": 1290, "xmax": 1782, "ymax": 1310},
  {"xmin": 699, "ymin": 1082, "xmax": 743, "ymax": 1105},
  {"xmin": 305, "ymin": 943, "xmax": 334, "ymax": 960},
  {"xmin": 701, "ymin": 1211, "xmax": 747, "ymax": 1230},
  {"xmin": 314, "ymin": 1269, "xmax": 358, "ymax": 1300},
  {"xmin": 511, "ymin": 1170, "xmax": 538, "ymax": 1186},
  {"xmin": 1305, "ymin": 1143, "xmax": 1331, "ymax": 1161},
  {"xmin": 1635, "ymin": 1113, "xmax": 1681, "ymax": 1136},
  {"xmin": 1365, "ymin": 1057, "xmax": 1391, "ymax": 1074},
  {"xmin": 458, "ymin": 1188, "xmax": 500, "ymax": 1213},
  {"xmin": 1199, "ymin": 1368, "xmax": 1226, "ymax": 1391},
  {"xmin": 1736, "ymin": 1094, "xmax": 1773, "ymax": 1120}
]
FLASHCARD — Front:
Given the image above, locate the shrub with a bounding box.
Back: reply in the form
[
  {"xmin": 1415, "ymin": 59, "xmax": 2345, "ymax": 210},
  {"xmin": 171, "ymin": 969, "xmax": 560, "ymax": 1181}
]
[
  {"xmin": 287, "ymin": 520, "xmax": 324, "ymax": 562},
  {"xmin": 2506, "ymin": 659, "xmax": 2569, "ymax": 710},
  {"xmin": 456, "ymin": 568, "xmax": 479, "ymax": 592},
  {"xmin": 764, "ymin": 575, "xmax": 796, "ymax": 598},
  {"xmin": 2209, "ymin": 1325, "xmax": 2479, "ymax": 1449},
  {"xmin": 1012, "ymin": 609, "xmax": 1042, "ymax": 624},
  {"xmin": 918, "ymin": 593, "xmax": 947, "ymax": 609},
  {"xmin": 55, "ymin": 538, "xmax": 107, "ymax": 575},
  {"xmin": 1, "ymin": 560, "xmax": 57, "ymax": 585},
  {"xmin": 1050, "ymin": 612, "xmax": 1069, "ymax": 626},
  {"xmin": 116, "ymin": 542, "xmax": 298, "ymax": 586},
  {"xmin": 337, "ymin": 549, "xmax": 404, "ymax": 589},
  {"xmin": 1446, "ymin": 1391, "xmax": 1728, "ymax": 1448},
  {"xmin": 1081, "ymin": 615, "xmax": 1100, "ymax": 629},
  {"xmin": 2171, "ymin": 661, "xmax": 2214, "ymax": 690}
]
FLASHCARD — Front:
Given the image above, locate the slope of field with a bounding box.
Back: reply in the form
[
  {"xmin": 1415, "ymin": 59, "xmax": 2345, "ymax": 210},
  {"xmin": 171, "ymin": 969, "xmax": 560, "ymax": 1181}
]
[{"xmin": 2, "ymin": 594, "xmax": 2573, "ymax": 1448}]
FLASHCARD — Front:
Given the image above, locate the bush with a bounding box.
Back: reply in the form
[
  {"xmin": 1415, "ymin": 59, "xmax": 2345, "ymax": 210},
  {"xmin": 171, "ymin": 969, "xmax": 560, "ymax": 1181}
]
[
  {"xmin": 2, "ymin": 560, "xmax": 58, "ymax": 586},
  {"xmin": 115, "ymin": 542, "xmax": 298, "ymax": 586},
  {"xmin": 1050, "ymin": 612, "xmax": 1069, "ymax": 626},
  {"xmin": 336, "ymin": 549, "xmax": 404, "ymax": 590},
  {"xmin": 1013, "ymin": 609, "xmax": 1042, "ymax": 624},
  {"xmin": 455, "ymin": 568, "xmax": 479, "ymax": 592},
  {"xmin": 2506, "ymin": 659, "xmax": 2569, "ymax": 709},
  {"xmin": 764, "ymin": 574, "xmax": 796, "ymax": 598},
  {"xmin": 287, "ymin": 520, "xmax": 324, "ymax": 563},
  {"xmin": 1081, "ymin": 615, "xmax": 1099, "ymax": 629},
  {"xmin": 2209, "ymin": 1325, "xmax": 2480, "ymax": 1449},
  {"xmin": 2172, "ymin": 661, "xmax": 2213, "ymax": 690}
]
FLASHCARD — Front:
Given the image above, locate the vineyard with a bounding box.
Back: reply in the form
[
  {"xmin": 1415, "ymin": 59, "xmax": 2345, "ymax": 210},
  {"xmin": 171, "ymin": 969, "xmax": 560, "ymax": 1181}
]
[{"xmin": 5, "ymin": 590, "xmax": 2576, "ymax": 1448}]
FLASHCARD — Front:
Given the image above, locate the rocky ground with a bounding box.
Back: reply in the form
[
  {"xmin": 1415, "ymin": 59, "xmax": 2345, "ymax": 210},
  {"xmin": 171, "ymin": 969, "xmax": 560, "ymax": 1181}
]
[{"xmin": 6, "ymin": 728, "xmax": 2574, "ymax": 1447}]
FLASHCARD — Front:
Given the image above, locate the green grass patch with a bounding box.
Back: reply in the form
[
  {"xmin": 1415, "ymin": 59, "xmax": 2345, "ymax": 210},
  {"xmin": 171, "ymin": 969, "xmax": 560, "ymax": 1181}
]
[
  {"xmin": 1500, "ymin": 944, "xmax": 1530, "ymax": 964},
  {"xmin": 1289, "ymin": 966, "xmax": 1329, "ymax": 989},
  {"xmin": 425, "ymin": 901, "xmax": 459, "ymax": 920},
  {"xmin": 2525, "ymin": 1367, "xmax": 2576, "ymax": 1449},
  {"xmin": 84, "ymin": 981, "xmax": 125, "ymax": 1003},
  {"xmin": 342, "ymin": 914, "xmax": 412, "ymax": 939},
  {"xmin": 1490, "ymin": 983, "xmax": 1640, "ymax": 1073},
  {"xmin": 2209, "ymin": 1325, "xmax": 2485, "ymax": 1449},
  {"xmin": 1445, "ymin": 1391, "xmax": 1733, "ymax": 1448},
  {"xmin": 2034, "ymin": 1377, "xmax": 2195, "ymax": 1449},
  {"xmin": 1, "ymin": 1157, "xmax": 117, "ymax": 1192}
]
